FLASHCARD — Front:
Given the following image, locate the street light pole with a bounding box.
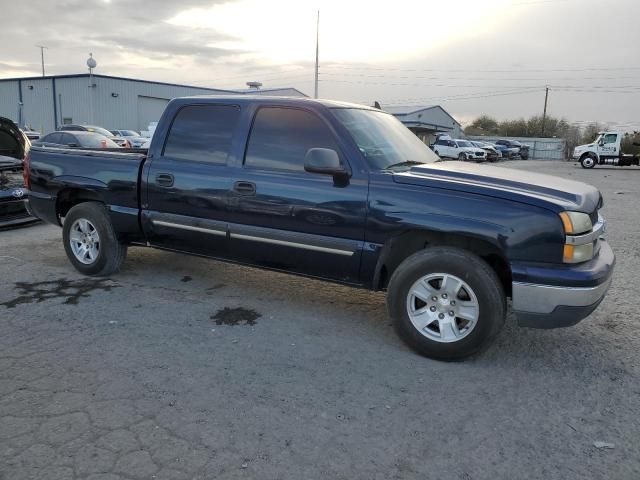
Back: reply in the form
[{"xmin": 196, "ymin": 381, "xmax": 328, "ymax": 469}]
[
  {"xmin": 87, "ymin": 53, "xmax": 97, "ymax": 124},
  {"xmin": 541, "ymin": 86, "xmax": 549, "ymax": 136},
  {"xmin": 36, "ymin": 45, "xmax": 47, "ymax": 77},
  {"xmin": 314, "ymin": 10, "xmax": 319, "ymax": 99}
]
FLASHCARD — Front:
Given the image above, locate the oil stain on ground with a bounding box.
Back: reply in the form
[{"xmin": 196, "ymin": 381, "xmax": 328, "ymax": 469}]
[
  {"xmin": 1, "ymin": 278, "xmax": 119, "ymax": 308},
  {"xmin": 211, "ymin": 307, "xmax": 261, "ymax": 326}
]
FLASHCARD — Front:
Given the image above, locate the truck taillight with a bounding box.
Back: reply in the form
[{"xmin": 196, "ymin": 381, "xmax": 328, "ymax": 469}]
[{"xmin": 23, "ymin": 151, "xmax": 30, "ymax": 189}]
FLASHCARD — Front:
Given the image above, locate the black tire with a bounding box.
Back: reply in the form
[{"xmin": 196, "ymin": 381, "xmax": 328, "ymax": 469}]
[
  {"xmin": 580, "ymin": 154, "xmax": 596, "ymax": 169},
  {"xmin": 458, "ymin": 153, "xmax": 467, "ymax": 161},
  {"xmin": 62, "ymin": 202, "xmax": 127, "ymax": 276},
  {"xmin": 387, "ymin": 247, "xmax": 505, "ymax": 360}
]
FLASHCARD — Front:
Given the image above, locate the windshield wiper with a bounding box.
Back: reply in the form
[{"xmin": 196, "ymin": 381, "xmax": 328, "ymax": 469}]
[{"xmin": 384, "ymin": 160, "xmax": 424, "ymax": 170}]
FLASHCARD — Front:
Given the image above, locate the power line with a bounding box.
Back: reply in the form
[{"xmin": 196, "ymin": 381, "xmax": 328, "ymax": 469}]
[
  {"xmin": 366, "ymin": 87, "xmax": 546, "ymax": 106},
  {"xmin": 321, "ymin": 64, "xmax": 640, "ymax": 74},
  {"xmin": 319, "ymin": 77, "xmax": 640, "ymax": 89},
  {"xmin": 319, "ymin": 72, "xmax": 640, "ymax": 81}
]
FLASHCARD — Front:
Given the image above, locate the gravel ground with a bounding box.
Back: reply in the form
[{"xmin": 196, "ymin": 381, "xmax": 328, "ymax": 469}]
[{"xmin": 0, "ymin": 160, "xmax": 639, "ymax": 480}]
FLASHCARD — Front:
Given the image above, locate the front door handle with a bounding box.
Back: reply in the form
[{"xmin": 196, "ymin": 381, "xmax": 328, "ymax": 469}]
[
  {"xmin": 156, "ymin": 173, "xmax": 174, "ymax": 187},
  {"xmin": 233, "ymin": 181, "xmax": 256, "ymax": 196}
]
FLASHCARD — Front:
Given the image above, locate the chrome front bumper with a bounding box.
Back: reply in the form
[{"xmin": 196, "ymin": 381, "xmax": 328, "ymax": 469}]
[{"xmin": 511, "ymin": 240, "xmax": 615, "ymax": 329}]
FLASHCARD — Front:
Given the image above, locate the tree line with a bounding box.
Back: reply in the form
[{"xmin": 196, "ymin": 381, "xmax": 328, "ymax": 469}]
[{"xmin": 465, "ymin": 115, "xmax": 640, "ymax": 154}]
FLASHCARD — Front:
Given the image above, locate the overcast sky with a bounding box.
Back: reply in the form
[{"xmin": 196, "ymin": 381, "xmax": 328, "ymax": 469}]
[{"xmin": 2, "ymin": 0, "xmax": 638, "ymax": 130}]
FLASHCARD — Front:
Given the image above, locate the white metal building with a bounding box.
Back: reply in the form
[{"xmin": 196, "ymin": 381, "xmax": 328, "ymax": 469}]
[
  {"xmin": 383, "ymin": 105, "xmax": 463, "ymax": 144},
  {"xmin": 0, "ymin": 73, "xmax": 306, "ymax": 134}
]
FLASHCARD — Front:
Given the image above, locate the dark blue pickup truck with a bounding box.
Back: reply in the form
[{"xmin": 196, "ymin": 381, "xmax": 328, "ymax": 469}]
[{"xmin": 24, "ymin": 96, "xmax": 615, "ymax": 359}]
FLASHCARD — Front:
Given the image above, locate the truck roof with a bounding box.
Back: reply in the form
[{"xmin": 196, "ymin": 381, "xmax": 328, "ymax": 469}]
[{"xmin": 173, "ymin": 95, "xmax": 379, "ymax": 111}]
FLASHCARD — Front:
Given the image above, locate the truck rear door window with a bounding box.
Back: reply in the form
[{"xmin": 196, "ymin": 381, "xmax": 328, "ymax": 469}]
[
  {"xmin": 244, "ymin": 107, "xmax": 339, "ymax": 171},
  {"xmin": 163, "ymin": 105, "xmax": 240, "ymax": 164}
]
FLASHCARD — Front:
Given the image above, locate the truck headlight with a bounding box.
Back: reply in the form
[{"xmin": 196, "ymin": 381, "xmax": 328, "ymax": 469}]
[
  {"xmin": 559, "ymin": 211, "xmax": 595, "ymax": 263},
  {"xmin": 563, "ymin": 243, "xmax": 594, "ymax": 263},
  {"xmin": 559, "ymin": 211, "xmax": 592, "ymax": 235}
]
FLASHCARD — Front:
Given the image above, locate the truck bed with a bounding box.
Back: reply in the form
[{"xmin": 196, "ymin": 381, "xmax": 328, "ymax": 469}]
[{"xmin": 27, "ymin": 146, "xmax": 148, "ymax": 239}]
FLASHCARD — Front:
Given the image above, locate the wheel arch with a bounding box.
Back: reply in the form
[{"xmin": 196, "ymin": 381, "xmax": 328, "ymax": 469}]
[
  {"xmin": 373, "ymin": 230, "xmax": 512, "ymax": 297},
  {"xmin": 579, "ymin": 151, "xmax": 598, "ymax": 161},
  {"xmin": 56, "ymin": 188, "xmax": 105, "ymax": 221}
]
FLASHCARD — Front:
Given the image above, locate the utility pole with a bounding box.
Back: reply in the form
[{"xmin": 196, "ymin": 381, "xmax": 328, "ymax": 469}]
[
  {"xmin": 36, "ymin": 45, "xmax": 47, "ymax": 77},
  {"xmin": 314, "ymin": 10, "xmax": 319, "ymax": 99},
  {"xmin": 541, "ymin": 86, "xmax": 549, "ymax": 136}
]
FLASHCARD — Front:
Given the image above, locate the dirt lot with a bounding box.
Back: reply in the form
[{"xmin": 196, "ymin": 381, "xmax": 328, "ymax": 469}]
[{"xmin": 1, "ymin": 160, "xmax": 639, "ymax": 480}]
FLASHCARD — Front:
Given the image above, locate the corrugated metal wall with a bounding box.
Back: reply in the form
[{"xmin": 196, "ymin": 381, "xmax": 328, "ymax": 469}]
[
  {"xmin": 0, "ymin": 78, "xmax": 57, "ymax": 133},
  {"xmin": 0, "ymin": 76, "xmax": 308, "ymax": 134},
  {"xmin": 465, "ymin": 135, "xmax": 567, "ymax": 160},
  {"xmin": 54, "ymin": 76, "xmax": 235, "ymax": 132},
  {"xmin": 0, "ymin": 75, "xmax": 238, "ymax": 134},
  {"xmin": 0, "ymin": 81, "xmax": 20, "ymax": 125}
]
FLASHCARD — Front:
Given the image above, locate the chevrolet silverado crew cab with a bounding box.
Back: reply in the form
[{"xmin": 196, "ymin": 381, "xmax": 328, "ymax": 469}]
[{"xmin": 24, "ymin": 96, "xmax": 615, "ymax": 360}]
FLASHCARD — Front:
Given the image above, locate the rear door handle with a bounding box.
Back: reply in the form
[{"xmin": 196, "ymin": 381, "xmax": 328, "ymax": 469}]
[
  {"xmin": 156, "ymin": 173, "xmax": 174, "ymax": 187},
  {"xmin": 233, "ymin": 181, "xmax": 256, "ymax": 196}
]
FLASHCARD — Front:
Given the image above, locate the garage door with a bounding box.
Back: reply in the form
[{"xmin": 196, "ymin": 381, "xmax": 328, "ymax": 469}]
[{"xmin": 137, "ymin": 96, "xmax": 170, "ymax": 132}]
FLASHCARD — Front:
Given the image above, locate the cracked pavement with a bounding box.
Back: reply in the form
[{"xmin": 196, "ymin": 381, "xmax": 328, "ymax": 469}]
[{"xmin": 1, "ymin": 161, "xmax": 639, "ymax": 479}]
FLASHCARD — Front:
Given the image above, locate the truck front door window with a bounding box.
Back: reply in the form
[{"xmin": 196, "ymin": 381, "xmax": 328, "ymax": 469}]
[{"xmin": 244, "ymin": 107, "xmax": 340, "ymax": 172}]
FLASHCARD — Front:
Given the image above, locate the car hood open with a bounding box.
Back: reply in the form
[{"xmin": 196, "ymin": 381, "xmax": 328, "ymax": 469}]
[
  {"xmin": 393, "ymin": 161, "xmax": 601, "ymax": 213},
  {"xmin": 0, "ymin": 117, "xmax": 28, "ymax": 161}
]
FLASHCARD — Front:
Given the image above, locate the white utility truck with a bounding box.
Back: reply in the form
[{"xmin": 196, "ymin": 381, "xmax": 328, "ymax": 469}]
[{"xmin": 573, "ymin": 132, "xmax": 639, "ymax": 168}]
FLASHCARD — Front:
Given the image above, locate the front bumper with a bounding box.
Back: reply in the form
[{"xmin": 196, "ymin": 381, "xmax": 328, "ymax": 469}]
[{"xmin": 511, "ymin": 240, "xmax": 615, "ymax": 328}]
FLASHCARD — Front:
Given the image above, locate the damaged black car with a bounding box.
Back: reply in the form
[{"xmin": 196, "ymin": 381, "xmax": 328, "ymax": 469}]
[{"xmin": 0, "ymin": 117, "xmax": 38, "ymax": 228}]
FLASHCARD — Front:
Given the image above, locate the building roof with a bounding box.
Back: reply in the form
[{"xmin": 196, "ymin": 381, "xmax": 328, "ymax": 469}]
[
  {"xmin": 382, "ymin": 104, "xmax": 461, "ymax": 126},
  {"xmin": 229, "ymin": 87, "xmax": 307, "ymax": 96},
  {"xmin": 0, "ymin": 73, "xmax": 307, "ymax": 97},
  {"xmin": 381, "ymin": 105, "xmax": 437, "ymax": 115}
]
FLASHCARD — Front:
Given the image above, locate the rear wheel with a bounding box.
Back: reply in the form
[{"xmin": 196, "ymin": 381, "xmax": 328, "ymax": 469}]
[
  {"xmin": 62, "ymin": 202, "xmax": 127, "ymax": 276},
  {"xmin": 580, "ymin": 154, "xmax": 596, "ymax": 169},
  {"xmin": 387, "ymin": 247, "xmax": 505, "ymax": 360}
]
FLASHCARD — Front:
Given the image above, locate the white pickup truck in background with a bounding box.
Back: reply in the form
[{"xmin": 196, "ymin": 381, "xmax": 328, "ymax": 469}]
[{"xmin": 573, "ymin": 131, "xmax": 640, "ymax": 168}]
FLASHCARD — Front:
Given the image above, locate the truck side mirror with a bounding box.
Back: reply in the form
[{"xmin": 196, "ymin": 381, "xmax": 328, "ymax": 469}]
[
  {"xmin": 304, "ymin": 148, "xmax": 349, "ymax": 186},
  {"xmin": 304, "ymin": 148, "xmax": 347, "ymax": 175}
]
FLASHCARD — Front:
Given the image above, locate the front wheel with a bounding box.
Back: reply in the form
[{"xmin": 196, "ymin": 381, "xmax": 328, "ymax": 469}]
[
  {"xmin": 62, "ymin": 202, "xmax": 127, "ymax": 276},
  {"xmin": 387, "ymin": 247, "xmax": 505, "ymax": 360},
  {"xmin": 458, "ymin": 153, "xmax": 467, "ymax": 161},
  {"xmin": 580, "ymin": 154, "xmax": 596, "ymax": 169}
]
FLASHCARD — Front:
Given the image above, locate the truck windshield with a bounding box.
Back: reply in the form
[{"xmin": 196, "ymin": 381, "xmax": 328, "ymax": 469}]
[{"xmin": 332, "ymin": 108, "xmax": 440, "ymax": 170}]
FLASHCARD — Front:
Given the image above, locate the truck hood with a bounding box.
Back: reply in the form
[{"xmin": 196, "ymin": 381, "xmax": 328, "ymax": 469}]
[{"xmin": 393, "ymin": 161, "xmax": 601, "ymax": 213}]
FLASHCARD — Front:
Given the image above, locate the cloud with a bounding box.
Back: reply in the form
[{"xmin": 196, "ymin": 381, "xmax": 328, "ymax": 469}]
[
  {"xmin": 0, "ymin": 0, "xmax": 243, "ymax": 77},
  {"xmin": 1, "ymin": 0, "xmax": 638, "ymax": 126}
]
